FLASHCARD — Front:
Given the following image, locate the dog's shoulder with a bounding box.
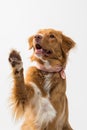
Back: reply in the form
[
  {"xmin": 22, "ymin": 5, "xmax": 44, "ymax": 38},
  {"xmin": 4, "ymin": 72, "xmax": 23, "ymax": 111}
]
[{"xmin": 25, "ymin": 67, "xmax": 45, "ymax": 84}]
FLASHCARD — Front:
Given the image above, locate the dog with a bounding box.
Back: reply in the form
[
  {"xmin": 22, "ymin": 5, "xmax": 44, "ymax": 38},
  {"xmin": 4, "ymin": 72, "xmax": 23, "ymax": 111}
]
[{"xmin": 8, "ymin": 28, "xmax": 75, "ymax": 130}]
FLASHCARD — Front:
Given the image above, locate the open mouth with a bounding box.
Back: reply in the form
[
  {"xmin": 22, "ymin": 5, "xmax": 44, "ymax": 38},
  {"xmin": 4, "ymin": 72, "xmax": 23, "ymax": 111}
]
[{"xmin": 35, "ymin": 44, "xmax": 52, "ymax": 56}]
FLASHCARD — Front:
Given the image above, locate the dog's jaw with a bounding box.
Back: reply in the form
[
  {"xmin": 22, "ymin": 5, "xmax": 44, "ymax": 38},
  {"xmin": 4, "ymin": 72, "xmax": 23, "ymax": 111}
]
[{"xmin": 34, "ymin": 43, "xmax": 52, "ymax": 57}]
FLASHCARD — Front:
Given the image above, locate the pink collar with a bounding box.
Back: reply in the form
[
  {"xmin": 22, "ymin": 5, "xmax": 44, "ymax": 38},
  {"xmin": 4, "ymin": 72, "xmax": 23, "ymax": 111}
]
[{"xmin": 35, "ymin": 63, "xmax": 66, "ymax": 79}]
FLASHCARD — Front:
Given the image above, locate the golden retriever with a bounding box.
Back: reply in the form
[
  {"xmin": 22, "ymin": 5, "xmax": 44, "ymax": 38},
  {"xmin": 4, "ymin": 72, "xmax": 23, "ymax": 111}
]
[{"xmin": 8, "ymin": 28, "xmax": 75, "ymax": 130}]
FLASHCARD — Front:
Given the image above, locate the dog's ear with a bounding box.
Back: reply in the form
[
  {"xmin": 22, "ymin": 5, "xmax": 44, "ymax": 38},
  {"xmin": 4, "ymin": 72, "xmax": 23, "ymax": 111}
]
[
  {"xmin": 28, "ymin": 36, "xmax": 34, "ymax": 49},
  {"xmin": 61, "ymin": 34, "xmax": 75, "ymax": 53}
]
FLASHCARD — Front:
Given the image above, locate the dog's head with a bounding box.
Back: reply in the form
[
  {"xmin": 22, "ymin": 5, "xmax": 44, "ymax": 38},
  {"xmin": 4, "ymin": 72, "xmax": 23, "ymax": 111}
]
[{"xmin": 28, "ymin": 29, "xmax": 75, "ymax": 71}]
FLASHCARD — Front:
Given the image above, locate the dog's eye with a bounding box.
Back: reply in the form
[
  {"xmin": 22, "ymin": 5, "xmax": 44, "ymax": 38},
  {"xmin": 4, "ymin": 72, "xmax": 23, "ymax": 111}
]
[{"xmin": 49, "ymin": 34, "xmax": 55, "ymax": 38}]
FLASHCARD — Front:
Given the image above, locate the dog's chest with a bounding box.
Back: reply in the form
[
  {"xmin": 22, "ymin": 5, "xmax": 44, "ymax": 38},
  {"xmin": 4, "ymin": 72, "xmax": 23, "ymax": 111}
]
[{"xmin": 43, "ymin": 73, "xmax": 52, "ymax": 94}]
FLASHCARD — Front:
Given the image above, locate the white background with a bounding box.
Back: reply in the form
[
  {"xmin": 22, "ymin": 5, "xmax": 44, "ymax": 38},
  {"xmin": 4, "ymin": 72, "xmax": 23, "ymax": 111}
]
[{"xmin": 0, "ymin": 0, "xmax": 87, "ymax": 129}]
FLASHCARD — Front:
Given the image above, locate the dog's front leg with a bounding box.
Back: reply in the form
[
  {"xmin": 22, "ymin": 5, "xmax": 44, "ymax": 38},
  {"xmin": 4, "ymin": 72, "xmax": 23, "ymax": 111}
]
[{"xmin": 8, "ymin": 50, "xmax": 34, "ymax": 118}]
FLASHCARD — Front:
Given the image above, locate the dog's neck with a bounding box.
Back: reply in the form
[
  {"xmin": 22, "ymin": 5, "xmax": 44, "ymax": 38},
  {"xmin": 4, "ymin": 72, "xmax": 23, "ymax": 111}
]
[{"xmin": 33, "ymin": 61, "xmax": 66, "ymax": 79}]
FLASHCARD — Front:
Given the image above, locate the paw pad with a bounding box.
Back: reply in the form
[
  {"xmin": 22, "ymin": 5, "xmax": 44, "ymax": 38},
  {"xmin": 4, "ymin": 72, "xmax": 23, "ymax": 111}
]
[{"xmin": 8, "ymin": 50, "xmax": 23, "ymax": 70}]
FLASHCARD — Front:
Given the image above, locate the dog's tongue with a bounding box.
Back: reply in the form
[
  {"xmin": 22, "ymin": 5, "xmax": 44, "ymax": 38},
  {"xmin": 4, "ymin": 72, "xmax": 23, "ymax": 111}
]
[{"xmin": 35, "ymin": 49, "xmax": 43, "ymax": 54}]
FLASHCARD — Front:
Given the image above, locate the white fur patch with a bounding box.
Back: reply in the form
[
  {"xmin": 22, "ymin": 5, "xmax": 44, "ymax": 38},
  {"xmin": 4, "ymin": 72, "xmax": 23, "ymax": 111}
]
[
  {"xmin": 28, "ymin": 82, "xmax": 56, "ymax": 128},
  {"xmin": 44, "ymin": 60, "xmax": 52, "ymax": 69},
  {"xmin": 34, "ymin": 97, "xmax": 56, "ymax": 127}
]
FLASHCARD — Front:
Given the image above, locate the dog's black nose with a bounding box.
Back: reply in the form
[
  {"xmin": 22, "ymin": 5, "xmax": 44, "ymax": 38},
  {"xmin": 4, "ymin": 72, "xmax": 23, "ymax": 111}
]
[{"xmin": 34, "ymin": 34, "xmax": 42, "ymax": 42}]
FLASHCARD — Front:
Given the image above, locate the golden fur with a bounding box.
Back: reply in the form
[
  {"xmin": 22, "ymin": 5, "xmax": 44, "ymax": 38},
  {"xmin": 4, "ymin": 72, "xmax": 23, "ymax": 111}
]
[{"xmin": 8, "ymin": 29, "xmax": 75, "ymax": 130}]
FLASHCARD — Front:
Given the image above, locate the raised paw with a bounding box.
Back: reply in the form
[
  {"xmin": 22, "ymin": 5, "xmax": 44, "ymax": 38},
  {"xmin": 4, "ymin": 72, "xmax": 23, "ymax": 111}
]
[{"xmin": 8, "ymin": 49, "xmax": 23, "ymax": 71}]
